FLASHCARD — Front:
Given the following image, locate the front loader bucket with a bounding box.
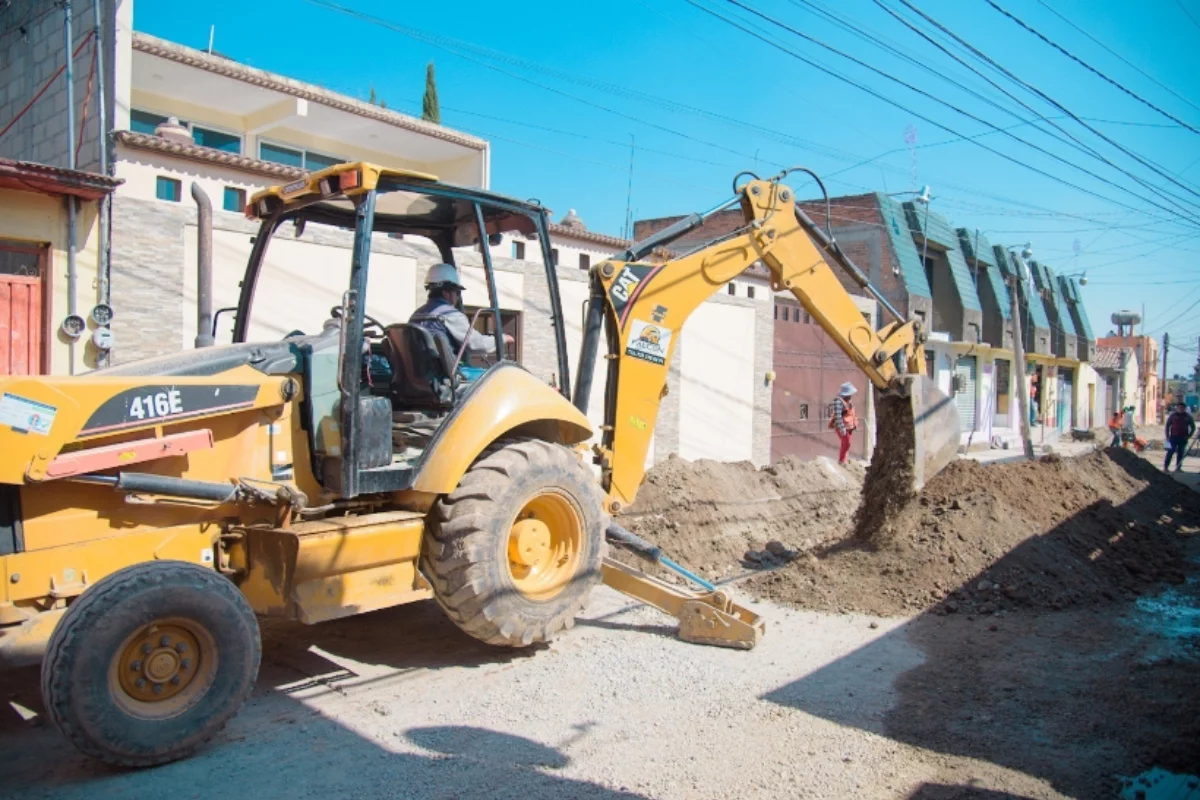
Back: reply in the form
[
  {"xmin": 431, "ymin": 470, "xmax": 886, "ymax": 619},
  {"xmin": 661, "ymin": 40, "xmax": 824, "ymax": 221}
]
[{"xmin": 881, "ymin": 374, "xmax": 962, "ymax": 493}]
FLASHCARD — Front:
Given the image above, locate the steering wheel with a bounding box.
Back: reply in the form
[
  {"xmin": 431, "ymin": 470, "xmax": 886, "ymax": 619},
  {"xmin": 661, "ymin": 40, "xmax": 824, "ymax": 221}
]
[{"xmin": 329, "ymin": 305, "xmax": 387, "ymax": 339}]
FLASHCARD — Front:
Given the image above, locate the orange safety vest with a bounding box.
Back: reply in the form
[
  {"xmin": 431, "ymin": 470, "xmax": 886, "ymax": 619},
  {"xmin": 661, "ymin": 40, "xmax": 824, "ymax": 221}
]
[
  {"xmin": 1108, "ymin": 412, "xmax": 1123, "ymax": 431},
  {"xmin": 828, "ymin": 398, "xmax": 857, "ymax": 432}
]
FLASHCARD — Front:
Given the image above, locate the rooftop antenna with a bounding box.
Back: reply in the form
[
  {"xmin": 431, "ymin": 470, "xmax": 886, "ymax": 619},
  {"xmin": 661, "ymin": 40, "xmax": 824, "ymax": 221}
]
[{"xmin": 207, "ymin": 25, "xmax": 214, "ymax": 55}]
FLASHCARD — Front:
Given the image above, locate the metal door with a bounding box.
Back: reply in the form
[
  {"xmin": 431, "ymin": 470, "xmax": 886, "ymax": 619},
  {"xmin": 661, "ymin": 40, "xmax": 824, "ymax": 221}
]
[
  {"xmin": 770, "ymin": 301, "xmax": 868, "ymax": 462},
  {"xmin": 1059, "ymin": 368, "xmax": 1074, "ymax": 433},
  {"xmin": 954, "ymin": 355, "xmax": 977, "ymax": 431},
  {"xmin": 0, "ymin": 240, "xmax": 46, "ymax": 376}
]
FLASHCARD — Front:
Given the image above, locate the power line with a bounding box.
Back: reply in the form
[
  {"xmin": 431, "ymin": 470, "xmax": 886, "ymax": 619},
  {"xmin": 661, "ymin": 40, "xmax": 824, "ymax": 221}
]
[
  {"xmin": 1176, "ymin": 0, "xmax": 1200, "ymax": 31},
  {"xmin": 893, "ymin": 0, "xmax": 1200, "ymax": 211},
  {"xmin": 693, "ymin": 0, "xmax": 1200, "ymax": 228},
  {"xmin": 987, "ymin": 0, "xmax": 1200, "ymax": 135},
  {"xmin": 1033, "ymin": 0, "xmax": 1200, "ymax": 116},
  {"xmin": 870, "ymin": 0, "xmax": 1200, "ymax": 221},
  {"xmin": 791, "ymin": 0, "xmax": 1195, "ymax": 210}
]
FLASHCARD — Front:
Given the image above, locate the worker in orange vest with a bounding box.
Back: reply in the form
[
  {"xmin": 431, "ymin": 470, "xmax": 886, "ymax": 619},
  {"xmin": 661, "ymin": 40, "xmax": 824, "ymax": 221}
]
[
  {"xmin": 1107, "ymin": 409, "xmax": 1124, "ymax": 448},
  {"xmin": 830, "ymin": 382, "xmax": 858, "ymax": 465}
]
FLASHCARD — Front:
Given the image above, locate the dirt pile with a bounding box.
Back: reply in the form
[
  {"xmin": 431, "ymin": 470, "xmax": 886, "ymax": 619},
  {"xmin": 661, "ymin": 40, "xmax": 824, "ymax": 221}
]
[
  {"xmin": 618, "ymin": 454, "xmax": 863, "ymax": 582},
  {"xmin": 748, "ymin": 448, "xmax": 1200, "ymax": 616}
]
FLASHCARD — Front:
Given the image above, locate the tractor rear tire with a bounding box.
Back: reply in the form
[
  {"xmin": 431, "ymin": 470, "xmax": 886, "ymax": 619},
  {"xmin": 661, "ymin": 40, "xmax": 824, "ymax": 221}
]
[
  {"xmin": 424, "ymin": 439, "xmax": 607, "ymax": 647},
  {"xmin": 41, "ymin": 560, "xmax": 260, "ymax": 768}
]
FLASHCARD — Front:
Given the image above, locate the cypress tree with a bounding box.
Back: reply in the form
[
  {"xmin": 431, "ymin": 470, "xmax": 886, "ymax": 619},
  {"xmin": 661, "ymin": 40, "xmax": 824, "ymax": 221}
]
[{"xmin": 422, "ymin": 62, "xmax": 440, "ymax": 124}]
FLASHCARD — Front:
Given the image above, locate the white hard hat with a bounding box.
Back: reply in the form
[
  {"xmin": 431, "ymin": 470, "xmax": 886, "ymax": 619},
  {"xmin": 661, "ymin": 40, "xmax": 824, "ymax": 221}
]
[
  {"xmin": 839, "ymin": 381, "xmax": 858, "ymax": 397},
  {"xmin": 424, "ymin": 263, "xmax": 464, "ymax": 289}
]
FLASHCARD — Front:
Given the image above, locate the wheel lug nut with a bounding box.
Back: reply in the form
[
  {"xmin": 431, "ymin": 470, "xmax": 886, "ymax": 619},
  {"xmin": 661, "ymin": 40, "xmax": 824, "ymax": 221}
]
[
  {"xmin": 180, "ymin": 659, "xmax": 190, "ymax": 670},
  {"xmin": 170, "ymin": 676, "xmax": 181, "ymax": 686},
  {"xmin": 130, "ymin": 660, "xmax": 142, "ymax": 671},
  {"xmin": 135, "ymin": 678, "xmax": 147, "ymax": 689},
  {"xmin": 140, "ymin": 643, "xmax": 152, "ymax": 654},
  {"xmin": 175, "ymin": 643, "xmax": 188, "ymax": 654},
  {"xmin": 152, "ymin": 683, "xmax": 164, "ymax": 694},
  {"xmin": 159, "ymin": 635, "xmax": 171, "ymax": 647}
]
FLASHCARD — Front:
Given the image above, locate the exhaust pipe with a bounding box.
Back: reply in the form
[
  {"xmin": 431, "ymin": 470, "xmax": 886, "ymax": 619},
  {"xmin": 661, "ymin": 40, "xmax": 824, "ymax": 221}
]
[{"xmin": 191, "ymin": 183, "xmax": 214, "ymax": 348}]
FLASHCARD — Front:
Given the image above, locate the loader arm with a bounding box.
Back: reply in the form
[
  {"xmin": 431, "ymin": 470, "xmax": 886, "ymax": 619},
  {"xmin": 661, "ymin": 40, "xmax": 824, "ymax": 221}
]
[{"xmin": 577, "ymin": 175, "xmax": 959, "ymax": 513}]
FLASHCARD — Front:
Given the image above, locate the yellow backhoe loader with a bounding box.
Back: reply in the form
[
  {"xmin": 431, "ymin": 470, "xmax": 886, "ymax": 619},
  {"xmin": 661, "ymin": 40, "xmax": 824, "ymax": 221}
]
[{"xmin": 0, "ymin": 163, "xmax": 959, "ymax": 767}]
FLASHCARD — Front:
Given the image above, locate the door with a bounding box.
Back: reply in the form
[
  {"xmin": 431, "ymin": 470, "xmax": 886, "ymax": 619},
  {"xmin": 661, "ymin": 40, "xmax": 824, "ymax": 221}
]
[
  {"xmin": 770, "ymin": 301, "xmax": 868, "ymax": 462},
  {"xmin": 954, "ymin": 355, "xmax": 977, "ymax": 431},
  {"xmin": 994, "ymin": 358, "xmax": 1011, "ymax": 427},
  {"xmin": 0, "ymin": 239, "xmax": 47, "ymax": 376},
  {"xmin": 1058, "ymin": 369, "xmax": 1074, "ymax": 433}
]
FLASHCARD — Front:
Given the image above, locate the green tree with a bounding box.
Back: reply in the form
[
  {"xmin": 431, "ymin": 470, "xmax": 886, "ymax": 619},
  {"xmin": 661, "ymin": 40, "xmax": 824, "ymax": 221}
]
[
  {"xmin": 368, "ymin": 84, "xmax": 377, "ymax": 105},
  {"xmin": 422, "ymin": 62, "xmax": 440, "ymax": 124}
]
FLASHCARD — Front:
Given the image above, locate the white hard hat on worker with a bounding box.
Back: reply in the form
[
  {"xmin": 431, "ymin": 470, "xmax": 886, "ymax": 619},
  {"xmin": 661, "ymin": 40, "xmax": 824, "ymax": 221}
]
[
  {"xmin": 838, "ymin": 382, "xmax": 857, "ymax": 397},
  {"xmin": 424, "ymin": 263, "xmax": 465, "ymax": 290}
]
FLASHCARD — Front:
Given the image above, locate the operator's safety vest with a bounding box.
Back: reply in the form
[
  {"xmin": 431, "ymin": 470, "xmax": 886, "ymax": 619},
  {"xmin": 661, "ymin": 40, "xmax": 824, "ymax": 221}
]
[{"xmin": 409, "ymin": 299, "xmax": 461, "ymax": 350}]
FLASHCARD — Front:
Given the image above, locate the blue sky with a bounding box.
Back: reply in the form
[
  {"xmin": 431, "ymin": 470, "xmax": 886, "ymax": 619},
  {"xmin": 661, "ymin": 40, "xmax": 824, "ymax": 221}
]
[{"xmin": 133, "ymin": 0, "xmax": 1200, "ymax": 376}]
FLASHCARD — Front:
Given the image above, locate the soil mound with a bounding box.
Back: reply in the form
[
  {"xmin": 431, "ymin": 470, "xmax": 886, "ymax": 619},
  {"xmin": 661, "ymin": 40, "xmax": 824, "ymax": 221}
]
[
  {"xmin": 748, "ymin": 448, "xmax": 1200, "ymax": 616},
  {"xmin": 619, "ymin": 454, "xmax": 864, "ymax": 582}
]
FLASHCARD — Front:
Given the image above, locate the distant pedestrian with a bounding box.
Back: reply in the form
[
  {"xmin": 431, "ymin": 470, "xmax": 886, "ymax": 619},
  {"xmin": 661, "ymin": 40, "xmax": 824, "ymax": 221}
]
[
  {"xmin": 1164, "ymin": 402, "xmax": 1195, "ymax": 472},
  {"xmin": 830, "ymin": 382, "xmax": 858, "ymax": 466},
  {"xmin": 1108, "ymin": 409, "xmax": 1124, "ymax": 448}
]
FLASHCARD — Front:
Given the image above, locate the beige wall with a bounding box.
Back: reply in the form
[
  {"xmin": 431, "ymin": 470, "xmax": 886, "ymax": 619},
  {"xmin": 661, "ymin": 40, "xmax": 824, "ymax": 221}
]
[
  {"xmin": 0, "ymin": 188, "xmax": 104, "ymax": 375},
  {"xmin": 183, "ymin": 227, "xmax": 423, "ymax": 346},
  {"xmin": 679, "ymin": 301, "xmax": 756, "ymax": 462}
]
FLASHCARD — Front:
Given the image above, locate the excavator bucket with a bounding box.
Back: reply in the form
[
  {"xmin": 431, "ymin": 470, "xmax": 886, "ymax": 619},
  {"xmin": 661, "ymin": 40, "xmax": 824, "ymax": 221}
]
[
  {"xmin": 600, "ymin": 557, "xmax": 765, "ymax": 650},
  {"xmin": 883, "ymin": 374, "xmax": 962, "ymax": 493}
]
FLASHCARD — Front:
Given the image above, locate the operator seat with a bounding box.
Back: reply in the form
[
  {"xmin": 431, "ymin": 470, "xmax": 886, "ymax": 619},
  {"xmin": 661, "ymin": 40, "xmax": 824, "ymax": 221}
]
[{"xmin": 381, "ymin": 323, "xmax": 459, "ymax": 410}]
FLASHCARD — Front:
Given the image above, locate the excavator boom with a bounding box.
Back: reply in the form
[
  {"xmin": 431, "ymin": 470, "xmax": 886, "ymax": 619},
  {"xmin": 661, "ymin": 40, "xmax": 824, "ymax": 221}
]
[{"xmin": 578, "ymin": 171, "xmax": 961, "ymax": 513}]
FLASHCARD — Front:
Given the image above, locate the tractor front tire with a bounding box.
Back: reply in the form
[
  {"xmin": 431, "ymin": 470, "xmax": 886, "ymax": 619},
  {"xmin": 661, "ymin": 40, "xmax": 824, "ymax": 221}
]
[
  {"xmin": 424, "ymin": 439, "xmax": 607, "ymax": 647},
  {"xmin": 41, "ymin": 560, "xmax": 260, "ymax": 768}
]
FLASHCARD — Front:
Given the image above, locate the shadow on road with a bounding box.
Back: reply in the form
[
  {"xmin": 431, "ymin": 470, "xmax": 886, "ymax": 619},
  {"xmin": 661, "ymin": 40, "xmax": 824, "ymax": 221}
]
[
  {"xmin": 763, "ymin": 455, "xmax": 1200, "ymax": 798},
  {"xmin": 0, "ymin": 600, "xmax": 644, "ymax": 799}
]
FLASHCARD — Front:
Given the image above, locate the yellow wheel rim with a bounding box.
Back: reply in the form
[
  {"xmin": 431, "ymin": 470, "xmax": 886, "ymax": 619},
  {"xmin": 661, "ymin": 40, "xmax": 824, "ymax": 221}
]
[
  {"xmin": 110, "ymin": 618, "xmax": 217, "ymax": 720},
  {"xmin": 506, "ymin": 491, "xmax": 583, "ymax": 601}
]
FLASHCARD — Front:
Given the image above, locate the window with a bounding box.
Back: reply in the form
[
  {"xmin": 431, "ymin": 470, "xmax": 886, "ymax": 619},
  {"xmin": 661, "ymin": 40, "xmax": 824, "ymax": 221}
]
[
  {"xmin": 774, "ymin": 305, "xmax": 779, "ymax": 319},
  {"xmin": 727, "ymin": 283, "xmax": 736, "ymax": 296},
  {"xmin": 463, "ymin": 307, "xmax": 523, "ymax": 363},
  {"xmin": 260, "ymin": 141, "xmax": 343, "ymax": 172},
  {"xmin": 304, "ymin": 152, "xmax": 342, "ymax": 172},
  {"xmin": 512, "ymin": 241, "xmax": 525, "ymax": 260},
  {"xmin": 192, "ymin": 126, "xmax": 241, "ymax": 154},
  {"xmin": 259, "ymin": 142, "xmax": 305, "ymax": 169},
  {"xmin": 799, "ymin": 403, "xmax": 809, "ymax": 420},
  {"xmin": 579, "ymin": 253, "xmax": 590, "ymax": 271},
  {"xmin": 130, "ymin": 109, "xmax": 168, "ymax": 134},
  {"xmin": 803, "ymin": 309, "xmax": 811, "ymax": 323},
  {"xmin": 747, "ymin": 286, "xmax": 755, "ymax": 299},
  {"xmin": 130, "ymin": 110, "xmax": 240, "ymax": 154},
  {"xmin": 155, "ymin": 176, "xmax": 181, "ymax": 202},
  {"xmin": 551, "ymin": 248, "xmax": 559, "ymax": 266},
  {"xmin": 222, "ymin": 187, "xmax": 246, "ymax": 213}
]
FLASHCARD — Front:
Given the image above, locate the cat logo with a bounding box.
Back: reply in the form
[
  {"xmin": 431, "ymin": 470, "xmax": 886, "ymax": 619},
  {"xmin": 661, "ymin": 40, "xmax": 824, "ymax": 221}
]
[{"xmin": 608, "ymin": 265, "xmax": 651, "ymax": 320}]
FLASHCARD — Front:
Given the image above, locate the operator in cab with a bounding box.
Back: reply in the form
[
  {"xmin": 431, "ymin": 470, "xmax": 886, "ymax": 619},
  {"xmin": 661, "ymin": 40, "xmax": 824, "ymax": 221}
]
[{"xmin": 409, "ymin": 263, "xmax": 512, "ymax": 356}]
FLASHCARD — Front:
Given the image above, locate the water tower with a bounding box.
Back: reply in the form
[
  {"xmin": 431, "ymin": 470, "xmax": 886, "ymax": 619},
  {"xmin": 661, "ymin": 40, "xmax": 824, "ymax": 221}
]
[{"xmin": 1111, "ymin": 310, "xmax": 1141, "ymax": 337}]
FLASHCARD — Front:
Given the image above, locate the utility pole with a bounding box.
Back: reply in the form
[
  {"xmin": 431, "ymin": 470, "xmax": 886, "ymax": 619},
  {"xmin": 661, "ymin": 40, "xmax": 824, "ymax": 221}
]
[
  {"xmin": 1162, "ymin": 332, "xmax": 1169, "ymax": 411},
  {"xmin": 1007, "ymin": 270, "xmax": 1035, "ymax": 459}
]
